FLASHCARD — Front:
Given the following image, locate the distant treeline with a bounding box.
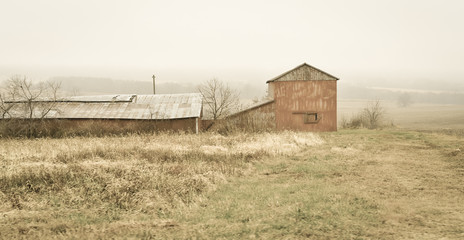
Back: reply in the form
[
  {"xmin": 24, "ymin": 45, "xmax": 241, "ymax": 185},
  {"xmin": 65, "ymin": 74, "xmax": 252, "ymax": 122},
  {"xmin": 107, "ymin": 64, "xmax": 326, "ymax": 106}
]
[
  {"xmin": 52, "ymin": 76, "xmax": 197, "ymax": 95},
  {"xmin": 51, "ymin": 76, "xmax": 463, "ymax": 104},
  {"xmin": 51, "ymin": 76, "xmax": 266, "ymax": 100}
]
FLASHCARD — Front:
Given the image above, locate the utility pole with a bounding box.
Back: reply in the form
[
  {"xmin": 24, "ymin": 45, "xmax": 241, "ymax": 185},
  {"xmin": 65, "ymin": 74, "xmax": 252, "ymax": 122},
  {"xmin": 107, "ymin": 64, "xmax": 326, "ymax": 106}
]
[{"xmin": 152, "ymin": 74, "xmax": 156, "ymax": 94}]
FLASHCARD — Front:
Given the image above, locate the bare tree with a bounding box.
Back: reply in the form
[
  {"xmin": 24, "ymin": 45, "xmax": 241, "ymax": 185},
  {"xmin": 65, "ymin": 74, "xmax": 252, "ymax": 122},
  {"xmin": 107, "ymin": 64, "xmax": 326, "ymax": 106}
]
[
  {"xmin": 198, "ymin": 78, "xmax": 240, "ymax": 120},
  {"xmin": 397, "ymin": 93, "xmax": 413, "ymax": 108},
  {"xmin": 363, "ymin": 100, "xmax": 385, "ymax": 129},
  {"xmin": 0, "ymin": 76, "xmax": 61, "ymax": 137},
  {"xmin": 0, "ymin": 75, "xmax": 61, "ymax": 119},
  {"xmin": 0, "ymin": 93, "xmax": 14, "ymax": 118}
]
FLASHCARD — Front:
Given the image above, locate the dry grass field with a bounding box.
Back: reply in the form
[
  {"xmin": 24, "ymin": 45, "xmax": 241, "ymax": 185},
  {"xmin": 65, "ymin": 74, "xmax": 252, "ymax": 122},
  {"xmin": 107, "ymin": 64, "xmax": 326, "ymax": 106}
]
[
  {"xmin": 1, "ymin": 126, "xmax": 463, "ymax": 239},
  {"xmin": 1, "ymin": 101, "xmax": 463, "ymax": 239}
]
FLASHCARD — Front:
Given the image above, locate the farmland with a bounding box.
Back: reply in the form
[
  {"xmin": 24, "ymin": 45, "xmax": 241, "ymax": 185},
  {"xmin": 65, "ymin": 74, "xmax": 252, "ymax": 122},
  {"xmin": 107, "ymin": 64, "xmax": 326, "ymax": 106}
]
[
  {"xmin": 1, "ymin": 102, "xmax": 463, "ymax": 239},
  {"xmin": 338, "ymin": 99, "xmax": 464, "ymax": 130}
]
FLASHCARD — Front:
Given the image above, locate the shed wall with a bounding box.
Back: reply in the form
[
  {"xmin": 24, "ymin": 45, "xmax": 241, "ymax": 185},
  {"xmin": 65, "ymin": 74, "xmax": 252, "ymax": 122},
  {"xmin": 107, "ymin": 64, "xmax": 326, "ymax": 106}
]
[
  {"xmin": 273, "ymin": 80, "xmax": 337, "ymax": 131},
  {"xmin": 229, "ymin": 102, "xmax": 276, "ymax": 130},
  {"xmin": 62, "ymin": 118, "xmax": 200, "ymax": 133},
  {"xmin": 205, "ymin": 102, "xmax": 275, "ymax": 132}
]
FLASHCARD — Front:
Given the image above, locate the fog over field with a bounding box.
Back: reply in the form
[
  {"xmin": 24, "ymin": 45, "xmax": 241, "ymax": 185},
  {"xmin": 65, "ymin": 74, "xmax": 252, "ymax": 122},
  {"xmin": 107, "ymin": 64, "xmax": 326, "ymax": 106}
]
[
  {"xmin": 35, "ymin": 75, "xmax": 462, "ymax": 105},
  {"xmin": 1, "ymin": 0, "xmax": 463, "ymax": 104}
]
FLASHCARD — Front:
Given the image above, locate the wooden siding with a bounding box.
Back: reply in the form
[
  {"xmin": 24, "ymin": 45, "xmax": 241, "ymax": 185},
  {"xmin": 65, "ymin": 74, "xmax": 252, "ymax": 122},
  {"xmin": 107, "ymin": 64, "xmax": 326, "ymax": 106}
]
[{"xmin": 273, "ymin": 80, "xmax": 337, "ymax": 132}]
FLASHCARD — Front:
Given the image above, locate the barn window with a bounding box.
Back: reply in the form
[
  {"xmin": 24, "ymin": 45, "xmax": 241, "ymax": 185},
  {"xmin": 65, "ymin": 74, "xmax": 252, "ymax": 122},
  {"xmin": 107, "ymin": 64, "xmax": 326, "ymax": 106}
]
[
  {"xmin": 303, "ymin": 113, "xmax": 320, "ymax": 124},
  {"xmin": 292, "ymin": 111, "xmax": 321, "ymax": 124}
]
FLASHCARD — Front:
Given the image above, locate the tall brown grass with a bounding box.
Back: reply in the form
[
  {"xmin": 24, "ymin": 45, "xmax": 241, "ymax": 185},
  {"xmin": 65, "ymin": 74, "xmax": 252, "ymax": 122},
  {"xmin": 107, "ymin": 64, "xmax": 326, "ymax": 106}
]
[
  {"xmin": 1, "ymin": 129, "xmax": 463, "ymax": 238},
  {"xmin": 0, "ymin": 131, "xmax": 323, "ymax": 238}
]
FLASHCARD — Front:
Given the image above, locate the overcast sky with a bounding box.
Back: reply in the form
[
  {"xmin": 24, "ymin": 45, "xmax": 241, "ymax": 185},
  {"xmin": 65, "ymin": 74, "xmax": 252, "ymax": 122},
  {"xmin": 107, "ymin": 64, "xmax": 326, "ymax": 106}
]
[{"xmin": 0, "ymin": 0, "xmax": 463, "ymax": 89}]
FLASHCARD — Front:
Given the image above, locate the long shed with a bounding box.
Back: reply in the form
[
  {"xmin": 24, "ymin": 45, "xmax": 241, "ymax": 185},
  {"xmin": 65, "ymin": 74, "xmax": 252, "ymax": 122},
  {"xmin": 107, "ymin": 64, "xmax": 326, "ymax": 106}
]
[{"xmin": 3, "ymin": 93, "xmax": 203, "ymax": 133}]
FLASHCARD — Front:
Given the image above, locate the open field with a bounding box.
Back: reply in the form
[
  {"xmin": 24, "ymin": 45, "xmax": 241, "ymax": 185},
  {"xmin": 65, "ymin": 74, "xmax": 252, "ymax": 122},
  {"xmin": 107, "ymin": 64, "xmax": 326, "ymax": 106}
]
[
  {"xmin": 1, "ymin": 128, "xmax": 463, "ymax": 239},
  {"xmin": 338, "ymin": 99, "xmax": 464, "ymax": 130}
]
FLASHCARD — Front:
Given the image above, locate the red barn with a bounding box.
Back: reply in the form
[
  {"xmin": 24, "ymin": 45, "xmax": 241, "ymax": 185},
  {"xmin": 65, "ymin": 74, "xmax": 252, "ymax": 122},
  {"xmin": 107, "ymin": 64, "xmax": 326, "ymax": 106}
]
[{"xmin": 231, "ymin": 63, "xmax": 339, "ymax": 132}]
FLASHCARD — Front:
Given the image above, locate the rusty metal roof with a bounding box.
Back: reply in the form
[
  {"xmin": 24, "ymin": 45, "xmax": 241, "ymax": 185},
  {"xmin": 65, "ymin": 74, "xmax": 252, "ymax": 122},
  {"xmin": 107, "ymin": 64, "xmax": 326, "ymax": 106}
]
[
  {"xmin": 266, "ymin": 63, "xmax": 339, "ymax": 83},
  {"xmin": 3, "ymin": 93, "xmax": 202, "ymax": 120}
]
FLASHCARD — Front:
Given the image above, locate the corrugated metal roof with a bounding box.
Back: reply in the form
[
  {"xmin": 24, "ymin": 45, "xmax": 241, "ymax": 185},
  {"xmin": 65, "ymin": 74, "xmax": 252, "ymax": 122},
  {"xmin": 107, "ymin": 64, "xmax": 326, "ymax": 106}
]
[
  {"xmin": 64, "ymin": 95, "xmax": 135, "ymax": 102},
  {"xmin": 3, "ymin": 93, "xmax": 202, "ymax": 120}
]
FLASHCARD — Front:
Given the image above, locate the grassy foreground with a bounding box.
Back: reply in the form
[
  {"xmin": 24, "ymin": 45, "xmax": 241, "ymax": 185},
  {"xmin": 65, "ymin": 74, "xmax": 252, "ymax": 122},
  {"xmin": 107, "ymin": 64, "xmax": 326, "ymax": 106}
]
[{"xmin": 0, "ymin": 130, "xmax": 463, "ymax": 239}]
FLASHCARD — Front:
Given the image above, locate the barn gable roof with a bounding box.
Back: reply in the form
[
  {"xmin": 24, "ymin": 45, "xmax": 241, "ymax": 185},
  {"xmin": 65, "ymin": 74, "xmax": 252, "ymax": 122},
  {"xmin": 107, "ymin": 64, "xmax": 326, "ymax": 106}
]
[
  {"xmin": 266, "ymin": 63, "xmax": 339, "ymax": 83},
  {"xmin": 3, "ymin": 93, "xmax": 202, "ymax": 120}
]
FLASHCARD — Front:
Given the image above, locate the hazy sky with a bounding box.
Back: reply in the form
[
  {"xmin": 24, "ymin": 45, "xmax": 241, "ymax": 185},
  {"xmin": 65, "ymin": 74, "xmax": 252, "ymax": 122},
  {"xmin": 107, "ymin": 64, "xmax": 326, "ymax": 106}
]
[{"xmin": 1, "ymin": 0, "xmax": 463, "ymax": 88}]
